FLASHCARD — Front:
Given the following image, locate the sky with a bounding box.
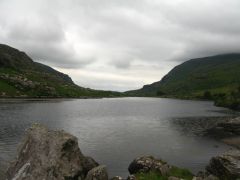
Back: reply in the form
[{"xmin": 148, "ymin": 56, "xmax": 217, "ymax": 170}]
[{"xmin": 0, "ymin": 0, "xmax": 240, "ymax": 91}]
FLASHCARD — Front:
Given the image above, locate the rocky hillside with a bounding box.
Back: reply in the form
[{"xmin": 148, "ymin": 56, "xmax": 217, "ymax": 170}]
[
  {"xmin": 0, "ymin": 44, "xmax": 121, "ymax": 98},
  {"xmin": 127, "ymin": 54, "xmax": 240, "ymax": 110}
]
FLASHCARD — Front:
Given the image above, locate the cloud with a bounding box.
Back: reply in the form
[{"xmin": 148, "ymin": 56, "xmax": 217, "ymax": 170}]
[{"xmin": 0, "ymin": 0, "xmax": 240, "ymax": 90}]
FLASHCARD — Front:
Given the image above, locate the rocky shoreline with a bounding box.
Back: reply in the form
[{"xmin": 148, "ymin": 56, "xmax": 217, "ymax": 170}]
[
  {"xmin": 205, "ymin": 117, "xmax": 240, "ymax": 149},
  {"xmin": 6, "ymin": 121, "xmax": 240, "ymax": 180}
]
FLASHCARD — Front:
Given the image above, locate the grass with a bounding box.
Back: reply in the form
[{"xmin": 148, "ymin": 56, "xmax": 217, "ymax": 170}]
[
  {"xmin": 135, "ymin": 171, "xmax": 167, "ymax": 180},
  {"xmin": 0, "ymin": 80, "xmax": 17, "ymax": 95},
  {"xmin": 168, "ymin": 166, "xmax": 193, "ymax": 180},
  {"xmin": 127, "ymin": 54, "xmax": 240, "ymax": 110},
  {"xmin": 135, "ymin": 167, "xmax": 194, "ymax": 180},
  {"xmin": 0, "ymin": 66, "xmax": 123, "ymax": 98}
]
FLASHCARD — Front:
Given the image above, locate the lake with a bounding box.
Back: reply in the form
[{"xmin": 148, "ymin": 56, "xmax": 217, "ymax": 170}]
[{"xmin": 0, "ymin": 97, "xmax": 237, "ymax": 178}]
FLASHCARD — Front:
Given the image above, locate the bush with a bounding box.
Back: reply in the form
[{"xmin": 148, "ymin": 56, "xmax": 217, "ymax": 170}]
[{"xmin": 203, "ymin": 91, "xmax": 212, "ymax": 99}]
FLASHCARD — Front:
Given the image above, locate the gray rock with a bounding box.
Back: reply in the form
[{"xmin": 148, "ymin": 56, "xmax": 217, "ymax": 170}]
[
  {"xmin": 85, "ymin": 165, "xmax": 108, "ymax": 180},
  {"xmin": 6, "ymin": 124, "xmax": 99, "ymax": 180},
  {"xmin": 206, "ymin": 150, "xmax": 240, "ymax": 179},
  {"xmin": 160, "ymin": 163, "xmax": 171, "ymax": 176},
  {"xmin": 192, "ymin": 177, "xmax": 203, "ymax": 180},
  {"xmin": 127, "ymin": 175, "xmax": 137, "ymax": 180},
  {"xmin": 217, "ymin": 117, "xmax": 240, "ymax": 135},
  {"xmin": 82, "ymin": 156, "xmax": 99, "ymax": 176},
  {"xmin": 128, "ymin": 156, "xmax": 168, "ymax": 174},
  {"xmin": 204, "ymin": 175, "xmax": 219, "ymax": 180},
  {"xmin": 206, "ymin": 117, "xmax": 240, "ymax": 138},
  {"xmin": 110, "ymin": 176, "xmax": 124, "ymax": 180}
]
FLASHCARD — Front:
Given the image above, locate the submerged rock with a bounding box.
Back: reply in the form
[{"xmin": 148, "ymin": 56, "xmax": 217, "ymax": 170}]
[
  {"xmin": 6, "ymin": 124, "xmax": 99, "ymax": 180},
  {"xmin": 206, "ymin": 117, "xmax": 240, "ymax": 138},
  {"xmin": 206, "ymin": 150, "xmax": 240, "ymax": 179}
]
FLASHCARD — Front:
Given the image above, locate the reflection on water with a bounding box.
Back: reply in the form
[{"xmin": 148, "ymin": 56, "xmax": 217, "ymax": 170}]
[{"xmin": 0, "ymin": 98, "xmax": 237, "ymax": 177}]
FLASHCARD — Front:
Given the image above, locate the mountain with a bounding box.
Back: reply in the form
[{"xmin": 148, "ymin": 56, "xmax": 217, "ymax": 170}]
[
  {"xmin": 0, "ymin": 44, "xmax": 121, "ymax": 98},
  {"xmin": 127, "ymin": 54, "xmax": 240, "ymax": 109}
]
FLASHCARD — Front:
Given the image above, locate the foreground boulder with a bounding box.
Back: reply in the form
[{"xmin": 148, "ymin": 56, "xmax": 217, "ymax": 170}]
[
  {"xmin": 6, "ymin": 124, "xmax": 101, "ymax": 180},
  {"xmin": 85, "ymin": 165, "xmax": 108, "ymax": 180},
  {"xmin": 206, "ymin": 150, "xmax": 240, "ymax": 179},
  {"xmin": 128, "ymin": 156, "xmax": 196, "ymax": 179},
  {"xmin": 128, "ymin": 156, "xmax": 171, "ymax": 175}
]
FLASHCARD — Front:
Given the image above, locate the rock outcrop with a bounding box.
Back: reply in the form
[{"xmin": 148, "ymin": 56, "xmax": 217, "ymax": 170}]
[
  {"xmin": 206, "ymin": 150, "xmax": 240, "ymax": 179},
  {"xmin": 6, "ymin": 124, "xmax": 105, "ymax": 180}
]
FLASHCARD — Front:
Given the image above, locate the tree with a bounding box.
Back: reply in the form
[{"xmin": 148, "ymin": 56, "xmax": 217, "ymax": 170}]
[{"xmin": 156, "ymin": 90, "xmax": 165, "ymax": 96}]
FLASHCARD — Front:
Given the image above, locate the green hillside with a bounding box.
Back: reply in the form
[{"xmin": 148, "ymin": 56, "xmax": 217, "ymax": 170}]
[
  {"xmin": 127, "ymin": 54, "xmax": 240, "ymax": 110},
  {"xmin": 0, "ymin": 44, "xmax": 121, "ymax": 98}
]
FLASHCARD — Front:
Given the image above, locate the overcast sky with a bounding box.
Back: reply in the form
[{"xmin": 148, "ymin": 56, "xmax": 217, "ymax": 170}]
[{"xmin": 0, "ymin": 0, "xmax": 240, "ymax": 91}]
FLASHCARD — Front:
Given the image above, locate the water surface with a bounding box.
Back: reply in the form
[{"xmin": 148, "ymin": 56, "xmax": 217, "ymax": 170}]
[{"xmin": 0, "ymin": 97, "xmax": 236, "ymax": 177}]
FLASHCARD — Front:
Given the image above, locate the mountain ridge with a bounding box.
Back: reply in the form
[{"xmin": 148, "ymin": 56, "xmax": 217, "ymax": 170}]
[
  {"xmin": 126, "ymin": 53, "xmax": 240, "ymax": 110},
  {"xmin": 0, "ymin": 44, "xmax": 121, "ymax": 98}
]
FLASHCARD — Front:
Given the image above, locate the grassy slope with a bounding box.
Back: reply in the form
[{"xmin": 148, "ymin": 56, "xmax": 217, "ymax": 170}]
[
  {"xmin": 0, "ymin": 44, "xmax": 121, "ymax": 98},
  {"xmin": 126, "ymin": 54, "xmax": 240, "ymax": 109}
]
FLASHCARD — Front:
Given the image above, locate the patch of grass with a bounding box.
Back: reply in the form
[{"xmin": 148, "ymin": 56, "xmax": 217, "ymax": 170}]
[
  {"xmin": 135, "ymin": 167, "xmax": 194, "ymax": 180},
  {"xmin": 135, "ymin": 171, "xmax": 167, "ymax": 180},
  {"xmin": 0, "ymin": 80, "xmax": 17, "ymax": 95},
  {"xmin": 168, "ymin": 166, "xmax": 193, "ymax": 180},
  {"xmin": 0, "ymin": 68, "xmax": 18, "ymax": 75}
]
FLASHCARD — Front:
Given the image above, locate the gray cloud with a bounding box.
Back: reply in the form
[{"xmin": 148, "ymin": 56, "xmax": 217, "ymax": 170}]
[{"xmin": 0, "ymin": 0, "xmax": 240, "ymax": 90}]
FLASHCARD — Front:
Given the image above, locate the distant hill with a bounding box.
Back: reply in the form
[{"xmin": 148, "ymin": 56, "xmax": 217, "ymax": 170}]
[
  {"xmin": 0, "ymin": 44, "xmax": 121, "ymax": 98},
  {"xmin": 127, "ymin": 54, "xmax": 240, "ymax": 110}
]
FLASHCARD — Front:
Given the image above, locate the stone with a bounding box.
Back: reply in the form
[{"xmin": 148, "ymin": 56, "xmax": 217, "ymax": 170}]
[
  {"xmin": 127, "ymin": 175, "xmax": 137, "ymax": 180},
  {"xmin": 160, "ymin": 163, "xmax": 171, "ymax": 176},
  {"xmin": 128, "ymin": 156, "xmax": 167, "ymax": 174},
  {"xmin": 206, "ymin": 117, "xmax": 240, "ymax": 138},
  {"xmin": 192, "ymin": 177, "xmax": 203, "ymax": 180},
  {"xmin": 206, "ymin": 150, "xmax": 240, "ymax": 179},
  {"xmin": 85, "ymin": 165, "xmax": 108, "ymax": 180},
  {"xmin": 82, "ymin": 156, "xmax": 99, "ymax": 176},
  {"xmin": 110, "ymin": 176, "xmax": 124, "ymax": 180},
  {"xmin": 204, "ymin": 175, "xmax": 219, "ymax": 180},
  {"xmin": 6, "ymin": 124, "xmax": 99, "ymax": 180}
]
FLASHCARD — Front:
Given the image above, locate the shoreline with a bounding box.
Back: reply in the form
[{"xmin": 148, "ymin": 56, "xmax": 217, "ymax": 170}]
[
  {"xmin": 1, "ymin": 95, "xmax": 239, "ymax": 112},
  {"xmin": 204, "ymin": 116, "xmax": 240, "ymax": 149},
  {"xmin": 6, "ymin": 124, "xmax": 240, "ymax": 179}
]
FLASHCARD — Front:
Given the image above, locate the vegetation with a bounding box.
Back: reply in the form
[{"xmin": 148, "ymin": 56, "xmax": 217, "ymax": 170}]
[
  {"xmin": 214, "ymin": 86, "xmax": 240, "ymax": 110},
  {"xmin": 126, "ymin": 54, "xmax": 240, "ymax": 110},
  {"xmin": 135, "ymin": 167, "xmax": 193, "ymax": 180},
  {"xmin": 0, "ymin": 44, "xmax": 122, "ymax": 98}
]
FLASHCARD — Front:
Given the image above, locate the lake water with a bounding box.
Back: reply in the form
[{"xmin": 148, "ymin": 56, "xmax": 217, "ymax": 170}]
[{"xmin": 0, "ymin": 97, "xmax": 237, "ymax": 178}]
